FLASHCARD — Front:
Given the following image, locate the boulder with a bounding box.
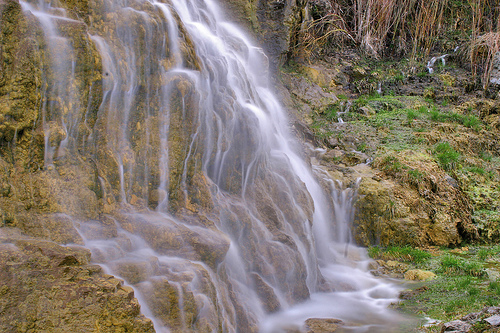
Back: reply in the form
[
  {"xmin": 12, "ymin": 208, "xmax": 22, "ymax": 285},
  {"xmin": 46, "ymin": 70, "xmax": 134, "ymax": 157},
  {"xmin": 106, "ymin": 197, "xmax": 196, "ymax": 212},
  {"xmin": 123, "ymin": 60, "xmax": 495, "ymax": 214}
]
[
  {"xmin": 404, "ymin": 269, "xmax": 436, "ymax": 281},
  {"xmin": 484, "ymin": 315, "xmax": 500, "ymax": 326},
  {"xmin": 440, "ymin": 320, "xmax": 471, "ymax": 332},
  {"xmin": 305, "ymin": 318, "xmax": 343, "ymax": 332}
]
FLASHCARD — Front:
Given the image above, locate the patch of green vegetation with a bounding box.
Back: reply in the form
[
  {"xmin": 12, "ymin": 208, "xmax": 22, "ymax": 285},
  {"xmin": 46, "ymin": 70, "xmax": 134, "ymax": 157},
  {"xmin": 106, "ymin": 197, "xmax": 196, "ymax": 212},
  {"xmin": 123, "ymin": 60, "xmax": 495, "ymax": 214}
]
[
  {"xmin": 408, "ymin": 169, "xmax": 424, "ymax": 183},
  {"xmin": 368, "ymin": 245, "xmax": 431, "ymax": 263},
  {"xmin": 417, "ymin": 71, "xmax": 428, "ymax": 78},
  {"xmin": 425, "ymin": 107, "xmax": 482, "ymax": 130},
  {"xmin": 323, "ymin": 104, "xmax": 338, "ymax": 121},
  {"xmin": 461, "ymin": 115, "xmax": 482, "ymax": 130},
  {"xmin": 310, "ymin": 119, "xmax": 336, "ymax": 139},
  {"xmin": 479, "ymin": 151, "xmax": 493, "ymax": 162},
  {"xmin": 477, "ymin": 248, "xmax": 494, "ymax": 261},
  {"xmin": 472, "ymin": 210, "xmax": 500, "ymax": 242},
  {"xmin": 397, "ymin": 274, "xmax": 496, "ymax": 322},
  {"xmin": 380, "ymin": 155, "xmax": 405, "ymax": 173},
  {"xmin": 429, "ymin": 108, "xmax": 446, "ymax": 122},
  {"xmin": 406, "ymin": 109, "xmax": 419, "ymax": 122},
  {"xmin": 465, "ymin": 166, "xmax": 486, "ymax": 175},
  {"xmin": 396, "ymin": 247, "xmax": 500, "ymax": 326},
  {"xmin": 439, "ymin": 254, "xmax": 485, "ymax": 277},
  {"xmin": 367, "ymin": 246, "xmax": 382, "ymax": 258},
  {"xmin": 357, "ymin": 142, "xmax": 368, "ymax": 152},
  {"xmin": 434, "ymin": 142, "xmax": 460, "ymax": 170},
  {"xmin": 342, "ymin": 111, "xmax": 364, "ymax": 121},
  {"xmin": 353, "ymin": 94, "xmax": 406, "ymax": 114},
  {"xmin": 489, "ymin": 280, "xmax": 500, "ymax": 295},
  {"xmin": 466, "ymin": 183, "xmax": 500, "ymax": 210}
]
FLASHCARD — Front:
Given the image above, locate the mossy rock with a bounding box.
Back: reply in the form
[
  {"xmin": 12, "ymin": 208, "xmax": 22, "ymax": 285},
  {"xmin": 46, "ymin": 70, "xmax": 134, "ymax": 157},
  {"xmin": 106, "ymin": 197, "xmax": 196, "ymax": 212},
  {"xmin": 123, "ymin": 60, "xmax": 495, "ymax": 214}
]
[{"xmin": 0, "ymin": 237, "xmax": 155, "ymax": 333}]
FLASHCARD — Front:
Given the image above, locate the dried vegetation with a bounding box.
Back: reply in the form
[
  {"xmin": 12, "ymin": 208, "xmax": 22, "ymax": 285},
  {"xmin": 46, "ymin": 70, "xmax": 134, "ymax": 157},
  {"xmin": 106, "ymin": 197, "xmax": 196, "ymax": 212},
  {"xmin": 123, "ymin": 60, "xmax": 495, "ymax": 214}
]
[{"xmin": 293, "ymin": 0, "xmax": 500, "ymax": 86}]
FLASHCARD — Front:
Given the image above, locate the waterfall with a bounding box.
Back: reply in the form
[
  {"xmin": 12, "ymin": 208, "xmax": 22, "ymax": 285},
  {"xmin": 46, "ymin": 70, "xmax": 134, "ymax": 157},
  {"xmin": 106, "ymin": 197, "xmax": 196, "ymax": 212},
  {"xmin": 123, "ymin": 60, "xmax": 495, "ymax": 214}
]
[{"xmin": 19, "ymin": 0, "xmax": 405, "ymax": 331}]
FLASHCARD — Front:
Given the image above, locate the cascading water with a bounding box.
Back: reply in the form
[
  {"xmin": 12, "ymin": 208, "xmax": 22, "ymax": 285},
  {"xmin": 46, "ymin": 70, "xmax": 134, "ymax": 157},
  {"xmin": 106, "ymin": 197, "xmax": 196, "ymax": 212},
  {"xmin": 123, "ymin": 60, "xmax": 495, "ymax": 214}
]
[{"xmin": 19, "ymin": 0, "xmax": 408, "ymax": 331}]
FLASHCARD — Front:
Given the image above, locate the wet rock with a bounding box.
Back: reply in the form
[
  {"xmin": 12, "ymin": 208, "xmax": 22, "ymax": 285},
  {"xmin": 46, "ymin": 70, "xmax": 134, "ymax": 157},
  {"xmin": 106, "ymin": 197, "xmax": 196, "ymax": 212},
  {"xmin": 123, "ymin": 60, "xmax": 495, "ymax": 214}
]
[
  {"xmin": 486, "ymin": 268, "xmax": 500, "ymax": 281},
  {"xmin": 221, "ymin": 0, "xmax": 304, "ymax": 69},
  {"xmin": 460, "ymin": 311, "xmax": 481, "ymax": 322},
  {"xmin": 305, "ymin": 318, "xmax": 343, "ymax": 332},
  {"xmin": 399, "ymin": 286, "xmax": 429, "ymax": 300},
  {"xmin": 282, "ymin": 74, "xmax": 338, "ymax": 111},
  {"xmin": 371, "ymin": 259, "xmax": 409, "ymax": 278},
  {"xmin": 445, "ymin": 176, "xmax": 459, "ymax": 189},
  {"xmin": 484, "ymin": 307, "xmax": 500, "ymax": 315},
  {"xmin": 301, "ymin": 63, "xmax": 349, "ymax": 89},
  {"xmin": 252, "ymin": 273, "xmax": 281, "ymax": 312},
  {"xmin": 0, "ymin": 238, "xmax": 155, "ymax": 332},
  {"xmin": 489, "ymin": 51, "xmax": 500, "ymax": 85}
]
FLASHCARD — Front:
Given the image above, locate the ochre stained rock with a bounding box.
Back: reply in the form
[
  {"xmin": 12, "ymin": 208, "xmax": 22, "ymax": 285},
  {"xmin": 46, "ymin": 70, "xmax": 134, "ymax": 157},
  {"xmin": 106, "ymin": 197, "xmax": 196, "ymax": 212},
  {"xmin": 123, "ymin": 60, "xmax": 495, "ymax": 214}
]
[
  {"xmin": 304, "ymin": 318, "xmax": 344, "ymax": 333},
  {"xmin": 0, "ymin": 236, "xmax": 155, "ymax": 333},
  {"xmin": 404, "ymin": 269, "xmax": 436, "ymax": 281},
  {"xmin": 351, "ymin": 151, "xmax": 477, "ymax": 247}
]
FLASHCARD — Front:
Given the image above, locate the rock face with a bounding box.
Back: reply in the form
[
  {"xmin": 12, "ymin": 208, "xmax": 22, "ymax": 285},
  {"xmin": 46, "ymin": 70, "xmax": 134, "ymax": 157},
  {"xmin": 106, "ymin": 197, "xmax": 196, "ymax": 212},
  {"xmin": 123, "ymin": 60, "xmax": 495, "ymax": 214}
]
[
  {"xmin": 354, "ymin": 150, "xmax": 476, "ymax": 247},
  {"xmin": 0, "ymin": 231, "xmax": 154, "ymax": 332},
  {"xmin": 220, "ymin": 0, "xmax": 305, "ymax": 68},
  {"xmin": 0, "ymin": 0, "xmax": 326, "ymax": 331},
  {"xmin": 315, "ymin": 152, "xmax": 477, "ymax": 247}
]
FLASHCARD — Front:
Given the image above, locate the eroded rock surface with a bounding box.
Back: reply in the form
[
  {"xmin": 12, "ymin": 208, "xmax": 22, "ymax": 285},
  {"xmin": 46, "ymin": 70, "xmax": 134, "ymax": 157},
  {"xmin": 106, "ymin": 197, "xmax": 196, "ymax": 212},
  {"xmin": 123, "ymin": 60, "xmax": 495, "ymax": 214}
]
[{"xmin": 0, "ymin": 231, "xmax": 154, "ymax": 332}]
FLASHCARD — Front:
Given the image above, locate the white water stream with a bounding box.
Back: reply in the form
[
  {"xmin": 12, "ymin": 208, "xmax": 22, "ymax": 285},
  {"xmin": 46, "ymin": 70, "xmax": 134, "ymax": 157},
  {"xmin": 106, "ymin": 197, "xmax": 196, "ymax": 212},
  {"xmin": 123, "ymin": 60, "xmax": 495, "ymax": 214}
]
[{"xmin": 20, "ymin": 0, "xmax": 408, "ymax": 331}]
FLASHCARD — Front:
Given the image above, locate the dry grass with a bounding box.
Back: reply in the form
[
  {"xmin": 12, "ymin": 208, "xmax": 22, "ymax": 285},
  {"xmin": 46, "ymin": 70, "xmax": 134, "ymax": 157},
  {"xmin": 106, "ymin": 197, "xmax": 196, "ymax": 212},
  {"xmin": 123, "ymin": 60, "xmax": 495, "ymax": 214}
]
[
  {"xmin": 468, "ymin": 32, "xmax": 500, "ymax": 88},
  {"xmin": 296, "ymin": 13, "xmax": 353, "ymax": 60},
  {"xmin": 292, "ymin": 0, "xmax": 500, "ymax": 83}
]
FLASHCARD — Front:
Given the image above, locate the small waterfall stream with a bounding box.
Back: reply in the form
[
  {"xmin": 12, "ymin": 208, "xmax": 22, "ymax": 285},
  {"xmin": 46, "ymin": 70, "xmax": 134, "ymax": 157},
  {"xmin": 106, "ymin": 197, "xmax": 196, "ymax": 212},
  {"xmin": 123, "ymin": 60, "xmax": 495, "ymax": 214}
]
[{"xmin": 19, "ymin": 0, "xmax": 406, "ymax": 331}]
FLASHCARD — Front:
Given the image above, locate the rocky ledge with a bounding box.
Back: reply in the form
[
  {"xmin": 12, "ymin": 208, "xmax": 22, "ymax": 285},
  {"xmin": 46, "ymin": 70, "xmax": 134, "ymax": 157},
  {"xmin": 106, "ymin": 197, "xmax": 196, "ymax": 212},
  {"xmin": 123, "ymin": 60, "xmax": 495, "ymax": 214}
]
[{"xmin": 0, "ymin": 229, "xmax": 154, "ymax": 333}]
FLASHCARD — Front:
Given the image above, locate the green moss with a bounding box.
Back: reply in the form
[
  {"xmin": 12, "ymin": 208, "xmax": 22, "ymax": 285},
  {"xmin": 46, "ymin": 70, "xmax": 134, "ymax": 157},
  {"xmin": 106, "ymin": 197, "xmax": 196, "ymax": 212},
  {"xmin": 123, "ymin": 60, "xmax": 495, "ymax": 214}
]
[{"xmin": 472, "ymin": 210, "xmax": 500, "ymax": 241}]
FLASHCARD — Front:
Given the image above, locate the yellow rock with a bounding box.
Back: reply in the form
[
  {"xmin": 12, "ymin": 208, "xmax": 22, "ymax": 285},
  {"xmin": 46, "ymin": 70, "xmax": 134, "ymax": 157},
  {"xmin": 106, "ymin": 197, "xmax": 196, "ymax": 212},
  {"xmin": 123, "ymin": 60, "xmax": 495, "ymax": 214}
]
[{"xmin": 404, "ymin": 269, "xmax": 436, "ymax": 281}]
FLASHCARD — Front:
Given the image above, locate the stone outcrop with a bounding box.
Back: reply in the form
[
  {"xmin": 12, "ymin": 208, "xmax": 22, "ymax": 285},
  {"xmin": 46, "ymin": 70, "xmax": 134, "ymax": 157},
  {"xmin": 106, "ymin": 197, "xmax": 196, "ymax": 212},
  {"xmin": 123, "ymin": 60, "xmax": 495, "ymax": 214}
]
[
  {"xmin": 354, "ymin": 150, "xmax": 477, "ymax": 246},
  {"xmin": 220, "ymin": 0, "xmax": 305, "ymax": 68},
  {"xmin": 0, "ymin": 230, "xmax": 154, "ymax": 332},
  {"xmin": 404, "ymin": 269, "xmax": 436, "ymax": 281},
  {"xmin": 439, "ymin": 306, "xmax": 500, "ymax": 333}
]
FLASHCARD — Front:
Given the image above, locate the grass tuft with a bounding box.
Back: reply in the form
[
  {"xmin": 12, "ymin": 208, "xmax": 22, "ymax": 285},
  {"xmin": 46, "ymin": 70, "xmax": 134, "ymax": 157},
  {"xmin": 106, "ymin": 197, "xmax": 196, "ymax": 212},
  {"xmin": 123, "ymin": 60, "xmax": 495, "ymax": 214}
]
[
  {"xmin": 434, "ymin": 142, "xmax": 461, "ymax": 170},
  {"xmin": 439, "ymin": 255, "xmax": 485, "ymax": 277}
]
